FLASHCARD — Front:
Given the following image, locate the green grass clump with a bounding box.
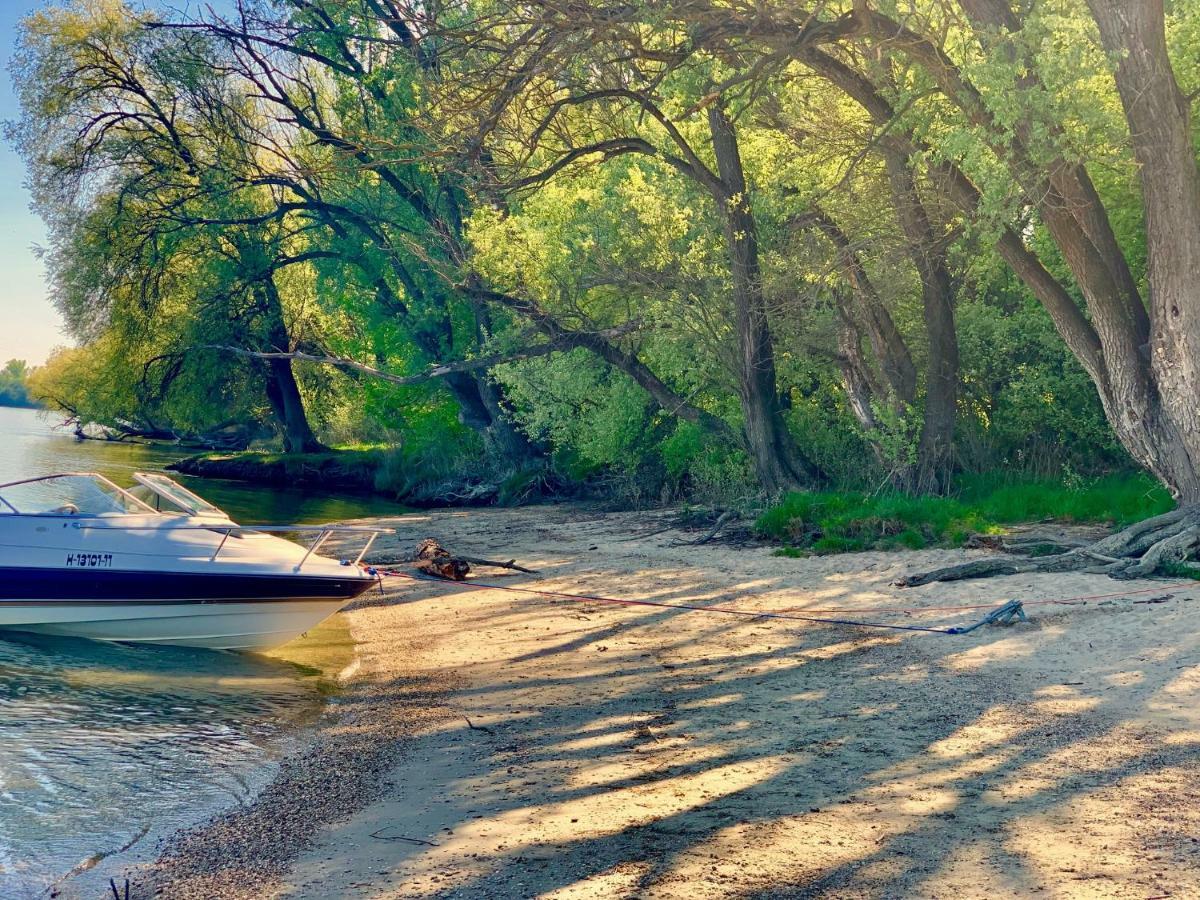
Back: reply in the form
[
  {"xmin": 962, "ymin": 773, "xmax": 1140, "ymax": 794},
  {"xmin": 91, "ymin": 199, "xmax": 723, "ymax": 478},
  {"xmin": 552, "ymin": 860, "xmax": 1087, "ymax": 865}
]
[
  {"xmin": 958, "ymin": 472, "xmax": 1173, "ymax": 528},
  {"xmin": 1158, "ymin": 561, "xmax": 1200, "ymax": 581},
  {"xmin": 756, "ymin": 490, "xmax": 992, "ymax": 554},
  {"xmin": 757, "ymin": 471, "xmax": 1175, "ymax": 556}
]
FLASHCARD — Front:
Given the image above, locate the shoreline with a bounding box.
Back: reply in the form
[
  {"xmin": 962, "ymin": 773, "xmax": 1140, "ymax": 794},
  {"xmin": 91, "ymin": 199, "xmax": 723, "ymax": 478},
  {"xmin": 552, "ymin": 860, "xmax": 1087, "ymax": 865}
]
[
  {"xmin": 135, "ymin": 504, "xmax": 1200, "ymax": 898},
  {"xmin": 127, "ymin": 606, "xmax": 454, "ymax": 898},
  {"xmin": 166, "ymin": 451, "xmax": 526, "ymax": 508}
]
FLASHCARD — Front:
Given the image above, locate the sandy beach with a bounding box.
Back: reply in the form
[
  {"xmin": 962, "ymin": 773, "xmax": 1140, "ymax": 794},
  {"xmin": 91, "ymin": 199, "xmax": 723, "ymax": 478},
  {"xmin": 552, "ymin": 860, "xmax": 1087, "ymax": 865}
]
[{"xmin": 135, "ymin": 504, "xmax": 1200, "ymax": 899}]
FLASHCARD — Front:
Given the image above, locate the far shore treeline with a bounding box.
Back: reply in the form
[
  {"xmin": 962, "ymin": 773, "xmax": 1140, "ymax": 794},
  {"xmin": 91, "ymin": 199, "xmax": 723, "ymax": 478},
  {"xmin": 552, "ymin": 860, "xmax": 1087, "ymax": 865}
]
[
  {"xmin": 0, "ymin": 360, "xmax": 38, "ymax": 409},
  {"xmin": 12, "ymin": 1, "xmax": 1200, "ymax": 508}
]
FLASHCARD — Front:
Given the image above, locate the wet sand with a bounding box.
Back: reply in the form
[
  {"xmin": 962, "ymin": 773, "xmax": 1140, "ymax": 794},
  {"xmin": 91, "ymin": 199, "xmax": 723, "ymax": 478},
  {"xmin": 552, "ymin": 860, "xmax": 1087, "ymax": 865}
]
[{"xmin": 137, "ymin": 505, "xmax": 1200, "ymax": 898}]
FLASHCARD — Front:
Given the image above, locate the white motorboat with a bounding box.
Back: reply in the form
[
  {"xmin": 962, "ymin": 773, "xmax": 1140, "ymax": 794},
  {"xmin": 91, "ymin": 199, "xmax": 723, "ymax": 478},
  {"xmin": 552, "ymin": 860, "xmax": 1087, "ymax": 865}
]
[{"xmin": 0, "ymin": 472, "xmax": 392, "ymax": 650}]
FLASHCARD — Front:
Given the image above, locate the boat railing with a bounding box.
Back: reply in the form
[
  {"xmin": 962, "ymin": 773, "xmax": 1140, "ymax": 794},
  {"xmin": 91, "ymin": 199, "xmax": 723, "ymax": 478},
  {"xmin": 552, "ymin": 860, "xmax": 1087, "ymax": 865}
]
[{"xmin": 72, "ymin": 523, "xmax": 395, "ymax": 571}]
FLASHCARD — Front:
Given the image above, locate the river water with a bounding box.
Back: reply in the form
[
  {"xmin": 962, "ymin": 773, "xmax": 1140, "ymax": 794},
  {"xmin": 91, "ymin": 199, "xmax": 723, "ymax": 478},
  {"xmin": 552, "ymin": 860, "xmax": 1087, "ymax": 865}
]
[{"xmin": 0, "ymin": 407, "xmax": 402, "ymax": 896}]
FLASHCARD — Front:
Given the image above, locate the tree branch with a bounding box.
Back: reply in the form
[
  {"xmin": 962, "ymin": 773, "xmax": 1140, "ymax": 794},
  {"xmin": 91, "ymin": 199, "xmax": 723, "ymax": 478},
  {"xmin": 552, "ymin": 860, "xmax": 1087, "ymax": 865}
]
[{"xmin": 199, "ymin": 321, "xmax": 647, "ymax": 386}]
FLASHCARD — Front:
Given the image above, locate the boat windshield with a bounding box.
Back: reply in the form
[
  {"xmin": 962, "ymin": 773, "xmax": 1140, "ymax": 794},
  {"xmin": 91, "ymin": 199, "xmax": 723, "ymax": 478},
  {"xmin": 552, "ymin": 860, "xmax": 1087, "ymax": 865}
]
[
  {"xmin": 131, "ymin": 472, "xmax": 228, "ymax": 518},
  {"xmin": 0, "ymin": 474, "xmax": 157, "ymax": 516}
]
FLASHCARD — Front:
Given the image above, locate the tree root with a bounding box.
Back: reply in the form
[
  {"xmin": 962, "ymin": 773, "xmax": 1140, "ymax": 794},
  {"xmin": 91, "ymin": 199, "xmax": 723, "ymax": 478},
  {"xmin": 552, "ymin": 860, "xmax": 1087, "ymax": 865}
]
[{"xmin": 895, "ymin": 507, "xmax": 1200, "ymax": 587}]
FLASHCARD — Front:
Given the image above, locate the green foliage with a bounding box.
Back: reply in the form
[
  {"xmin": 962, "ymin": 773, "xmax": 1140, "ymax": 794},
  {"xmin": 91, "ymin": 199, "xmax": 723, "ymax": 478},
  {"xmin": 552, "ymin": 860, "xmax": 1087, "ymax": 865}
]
[
  {"xmin": 759, "ymin": 473, "xmax": 1174, "ymax": 554},
  {"xmin": 657, "ymin": 422, "xmax": 756, "ymax": 503},
  {"xmin": 956, "ymin": 277, "xmax": 1125, "ymax": 474},
  {"xmin": 1159, "ymin": 562, "xmax": 1200, "ymax": 582},
  {"xmin": 757, "ymin": 491, "xmax": 992, "ymax": 554},
  {"xmin": 957, "ymin": 472, "xmax": 1174, "ymax": 528},
  {"xmin": 496, "ymin": 349, "xmax": 654, "ymax": 472},
  {"xmin": 9, "ymin": 0, "xmax": 1199, "ymax": 509},
  {"xmin": 0, "ymin": 360, "xmax": 37, "ymax": 408}
]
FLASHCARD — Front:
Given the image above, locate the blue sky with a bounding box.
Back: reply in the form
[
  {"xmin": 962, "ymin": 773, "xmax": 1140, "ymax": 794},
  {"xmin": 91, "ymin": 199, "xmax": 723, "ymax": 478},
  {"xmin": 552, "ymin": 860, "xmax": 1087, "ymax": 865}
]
[
  {"xmin": 0, "ymin": 1, "xmax": 229, "ymax": 367},
  {"xmin": 0, "ymin": 1, "xmax": 58, "ymax": 366}
]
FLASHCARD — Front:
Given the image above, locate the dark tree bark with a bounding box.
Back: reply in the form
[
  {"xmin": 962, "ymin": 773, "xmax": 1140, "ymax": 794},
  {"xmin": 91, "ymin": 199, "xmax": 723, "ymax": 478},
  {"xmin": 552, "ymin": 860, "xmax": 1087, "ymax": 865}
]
[
  {"xmin": 259, "ymin": 277, "xmax": 326, "ymax": 454},
  {"xmin": 1087, "ymin": 0, "xmax": 1200, "ymax": 504},
  {"xmin": 708, "ymin": 104, "xmax": 820, "ymax": 492},
  {"xmin": 881, "ymin": 151, "xmax": 959, "ymax": 493},
  {"xmin": 444, "ymin": 371, "xmax": 538, "ymax": 463},
  {"xmin": 263, "ymin": 356, "xmax": 325, "ymax": 453}
]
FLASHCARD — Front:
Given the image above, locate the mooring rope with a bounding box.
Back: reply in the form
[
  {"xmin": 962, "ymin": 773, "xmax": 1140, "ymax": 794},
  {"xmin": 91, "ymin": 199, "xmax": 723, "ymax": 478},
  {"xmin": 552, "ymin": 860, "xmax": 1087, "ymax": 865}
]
[
  {"xmin": 774, "ymin": 581, "xmax": 1199, "ymax": 616},
  {"xmin": 375, "ymin": 570, "xmax": 1030, "ymax": 635}
]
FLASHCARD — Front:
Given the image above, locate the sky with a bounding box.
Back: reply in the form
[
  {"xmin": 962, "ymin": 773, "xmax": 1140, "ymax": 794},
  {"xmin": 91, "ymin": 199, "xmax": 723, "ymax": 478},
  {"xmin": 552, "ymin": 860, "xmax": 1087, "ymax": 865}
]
[
  {"xmin": 0, "ymin": 1, "xmax": 60, "ymax": 367},
  {"xmin": 0, "ymin": 1, "xmax": 241, "ymax": 368}
]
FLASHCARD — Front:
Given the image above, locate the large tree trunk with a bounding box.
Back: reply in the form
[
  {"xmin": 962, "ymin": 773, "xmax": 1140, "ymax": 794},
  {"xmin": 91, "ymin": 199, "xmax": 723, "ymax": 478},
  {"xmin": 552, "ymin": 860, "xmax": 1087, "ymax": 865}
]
[
  {"xmin": 263, "ymin": 357, "xmax": 325, "ymax": 453},
  {"xmin": 800, "ymin": 22, "xmax": 1200, "ymax": 503},
  {"xmin": 882, "ymin": 151, "xmax": 959, "ymax": 494},
  {"xmin": 951, "ymin": 0, "xmax": 1200, "ymax": 503},
  {"xmin": 1088, "ymin": 0, "xmax": 1200, "ymax": 505},
  {"xmin": 443, "ymin": 370, "xmax": 538, "ymax": 464},
  {"xmin": 708, "ymin": 104, "xmax": 819, "ymax": 493},
  {"xmin": 259, "ymin": 278, "xmax": 326, "ymax": 454}
]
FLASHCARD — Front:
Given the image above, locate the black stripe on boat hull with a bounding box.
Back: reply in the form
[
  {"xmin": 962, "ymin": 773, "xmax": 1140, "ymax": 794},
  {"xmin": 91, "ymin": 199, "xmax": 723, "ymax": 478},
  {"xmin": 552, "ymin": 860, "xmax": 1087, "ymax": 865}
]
[{"xmin": 0, "ymin": 567, "xmax": 375, "ymax": 603}]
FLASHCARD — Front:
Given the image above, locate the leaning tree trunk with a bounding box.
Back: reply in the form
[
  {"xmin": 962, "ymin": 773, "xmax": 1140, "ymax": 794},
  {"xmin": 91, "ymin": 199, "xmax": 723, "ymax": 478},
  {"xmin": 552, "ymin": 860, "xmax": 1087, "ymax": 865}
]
[
  {"xmin": 709, "ymin": 104, "xmax": 819, "ymax": 493},
  {"xmin": 806, "ymin": 11, "xmax": 1200, "ymax": 505},
  {"xmin": 1088, "ymin": 0, "xmax": 1200, "ymax": 505},
  {"xmin": 263, "ymin": 357, "xmax": 326, "ymax": 454},
  {"xmin": 802, "ymin": 207, "xmax": 917, "ymax": 412},
  {"xmin": 794, "ymin": 17, "xmax": 1200, "ymax": 585},
  {"xmin": 442, "ymin": 369, "xmax": 539, "ymax": 465},
  {"xmin": 259, "ymin": 278, "xmax": 326, "ymax": 454}
]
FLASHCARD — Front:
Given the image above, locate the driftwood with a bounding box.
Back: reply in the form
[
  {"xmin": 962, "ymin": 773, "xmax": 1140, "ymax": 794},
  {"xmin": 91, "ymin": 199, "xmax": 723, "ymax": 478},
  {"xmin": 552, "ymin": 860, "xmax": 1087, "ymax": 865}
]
[
  {"xmin": 411, "ymin": 539, "xmax": 539, "ymax": 581},
  {"xmin": 897, "ymin": 507, "xmax": 1200, "ymax": 587},
  {"xmin": 457, "ymin": 555, "xmax": 539, "ymax": 574},
  {"xmin": 672, "ymin": 510, "xmax": 739, "ymax": 546},
  {"xmin": 415, "ymin": 539, "xmax": 472, "ymax": 581}
]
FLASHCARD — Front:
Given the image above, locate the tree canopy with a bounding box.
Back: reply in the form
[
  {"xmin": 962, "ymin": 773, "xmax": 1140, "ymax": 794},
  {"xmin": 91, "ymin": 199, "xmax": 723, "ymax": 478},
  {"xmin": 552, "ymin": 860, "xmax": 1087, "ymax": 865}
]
[
  {"xmin": 12, "ymin": 0, "xmax": 1200, "ymax": 504},
  {"xmin": 0, "ymin": 360, "xmax": 36, "ymax": 408}
]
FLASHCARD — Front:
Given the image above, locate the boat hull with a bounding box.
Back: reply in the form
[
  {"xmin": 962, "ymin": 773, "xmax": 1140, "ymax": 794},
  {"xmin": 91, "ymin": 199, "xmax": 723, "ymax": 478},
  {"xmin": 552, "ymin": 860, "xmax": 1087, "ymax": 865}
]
[{"xmin": 0, "ymin": 567, "xmax": 377, "ymax": 650}]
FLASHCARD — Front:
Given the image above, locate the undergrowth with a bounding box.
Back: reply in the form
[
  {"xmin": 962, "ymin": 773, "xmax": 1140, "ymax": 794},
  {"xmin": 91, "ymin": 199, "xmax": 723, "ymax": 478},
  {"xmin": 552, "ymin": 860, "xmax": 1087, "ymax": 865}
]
[{"xmin": 757, "ymin": 472, "xmax": 1173, "ymax": 555}]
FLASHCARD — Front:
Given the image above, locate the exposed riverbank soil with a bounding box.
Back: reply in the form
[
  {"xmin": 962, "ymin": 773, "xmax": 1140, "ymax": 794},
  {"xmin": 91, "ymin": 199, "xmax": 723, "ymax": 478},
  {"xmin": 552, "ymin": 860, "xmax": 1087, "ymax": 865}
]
[
  {"xmin": 168, "ymin": 451, "xmax": 388, "ymax": 495},
  {"xmin": 137, "ymin": 505, "xmax": 1200, "ymax": 898},
  {"xmin": 167, "ymin": 451, "xmax": 561, "ymax": 507}
]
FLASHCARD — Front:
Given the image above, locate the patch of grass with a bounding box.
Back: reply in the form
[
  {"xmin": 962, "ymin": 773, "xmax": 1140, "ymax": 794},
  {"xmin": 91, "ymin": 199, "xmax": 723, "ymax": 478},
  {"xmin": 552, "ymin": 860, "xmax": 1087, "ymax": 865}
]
[
  {"xmin": 757, "ymin": 471, "xmax": 1176, "ymax": 555},
  {"xmin": 756, "ymin": 491, "xmax": 992, "ymax": 555},
  {"xmin": 958, "ymin": 472, "xmax": 1173, "ymax": 528},
  {"xmin": 773, "ymin": 546, "xmax": 807, "ymax": 559},
  {"xmin": 1159, "ymin": 561, "xmax": 1200, "ymax": 581}
]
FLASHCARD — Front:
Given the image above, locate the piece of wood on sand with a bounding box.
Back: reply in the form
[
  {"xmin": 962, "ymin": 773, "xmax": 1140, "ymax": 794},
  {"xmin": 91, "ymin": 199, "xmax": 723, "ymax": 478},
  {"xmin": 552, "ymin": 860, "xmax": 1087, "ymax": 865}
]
[{"xmin": 413, "ymin": 538, "xmax": 539, "ymax": 581}]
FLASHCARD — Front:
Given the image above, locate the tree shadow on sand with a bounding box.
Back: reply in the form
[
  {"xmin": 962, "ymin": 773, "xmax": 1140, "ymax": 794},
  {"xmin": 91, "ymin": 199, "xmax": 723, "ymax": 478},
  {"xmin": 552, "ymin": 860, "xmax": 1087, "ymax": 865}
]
[{"xmin": 260, "ymin": 567, "xmax": 1200, "ymax": 899}]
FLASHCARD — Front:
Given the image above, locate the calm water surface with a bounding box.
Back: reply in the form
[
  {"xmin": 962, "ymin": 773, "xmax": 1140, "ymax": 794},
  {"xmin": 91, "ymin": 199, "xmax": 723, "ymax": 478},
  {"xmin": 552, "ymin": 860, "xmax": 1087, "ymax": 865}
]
[{"xmin": 0, "ymin": 407, "xmax": 395, "ymax": 896}]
